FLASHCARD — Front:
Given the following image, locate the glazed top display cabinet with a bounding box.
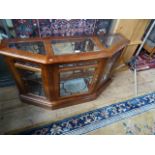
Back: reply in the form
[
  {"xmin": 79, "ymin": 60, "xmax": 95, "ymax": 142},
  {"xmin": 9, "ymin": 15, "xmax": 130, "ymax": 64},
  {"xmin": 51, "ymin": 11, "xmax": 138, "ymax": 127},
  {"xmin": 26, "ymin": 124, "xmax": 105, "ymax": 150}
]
[{"xmin": 0, "ymin": 34, "xmax": 129, "ymax": 109}]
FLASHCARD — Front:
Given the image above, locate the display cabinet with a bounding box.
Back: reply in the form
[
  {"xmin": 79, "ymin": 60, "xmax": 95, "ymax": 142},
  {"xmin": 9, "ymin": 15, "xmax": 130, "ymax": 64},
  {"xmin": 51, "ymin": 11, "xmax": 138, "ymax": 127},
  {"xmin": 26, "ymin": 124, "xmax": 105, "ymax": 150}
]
[{"xmin": 0, "ymin": 34, "xmax": 129, "ymax": 109}]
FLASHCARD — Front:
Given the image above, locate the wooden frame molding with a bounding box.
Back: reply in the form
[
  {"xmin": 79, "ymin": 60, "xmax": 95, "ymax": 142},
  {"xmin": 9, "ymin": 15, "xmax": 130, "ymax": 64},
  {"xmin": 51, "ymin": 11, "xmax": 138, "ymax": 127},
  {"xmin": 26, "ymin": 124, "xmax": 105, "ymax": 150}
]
[{"xmin": 0, "ymin": 34, "xmax": 129, "ymax": 109}]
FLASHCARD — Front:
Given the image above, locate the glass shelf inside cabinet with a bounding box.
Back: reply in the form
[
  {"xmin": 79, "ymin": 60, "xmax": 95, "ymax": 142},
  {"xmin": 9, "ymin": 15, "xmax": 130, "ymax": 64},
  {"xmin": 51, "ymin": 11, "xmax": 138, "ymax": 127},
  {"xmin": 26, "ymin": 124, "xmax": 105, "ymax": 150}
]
[
  {"xmin": 99, "ymin": 34, "xmax": 125, "ymax": 48},
  {"xmin": 60, "ymin": 67, "xmax": 95, "ymax": 97},
  {"xmin": 51, "ymin": 38, "xmax": 100, "ymax": 55},
  {"xmin": 8, "ymin": 41, "xmax": 46, "ymax": 55}
]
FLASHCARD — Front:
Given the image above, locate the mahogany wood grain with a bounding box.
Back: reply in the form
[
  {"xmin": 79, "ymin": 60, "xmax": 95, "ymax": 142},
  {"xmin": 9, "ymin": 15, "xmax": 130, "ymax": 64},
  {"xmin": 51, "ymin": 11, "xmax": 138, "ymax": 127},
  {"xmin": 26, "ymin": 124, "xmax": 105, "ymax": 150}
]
[{"xmin": 0, "ymin": 34, "xmax": 129, "ymax": 109}]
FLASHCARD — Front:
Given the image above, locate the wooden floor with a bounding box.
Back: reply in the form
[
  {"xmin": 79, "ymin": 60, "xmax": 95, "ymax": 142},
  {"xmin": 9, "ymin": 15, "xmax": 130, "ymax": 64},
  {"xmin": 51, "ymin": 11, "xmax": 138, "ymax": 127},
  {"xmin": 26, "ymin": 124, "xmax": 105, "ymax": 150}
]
[{"xmin": 0, "ymin": 68, "xmax": 155, "ymax": 134}]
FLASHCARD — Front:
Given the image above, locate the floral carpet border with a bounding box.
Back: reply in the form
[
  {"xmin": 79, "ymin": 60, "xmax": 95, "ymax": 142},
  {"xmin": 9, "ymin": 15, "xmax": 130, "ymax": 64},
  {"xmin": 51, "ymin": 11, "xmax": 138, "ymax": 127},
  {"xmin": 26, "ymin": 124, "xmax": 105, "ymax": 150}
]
[{"xmin": 17, "ymin": 92, "xmax": 155, "ymax": 135}]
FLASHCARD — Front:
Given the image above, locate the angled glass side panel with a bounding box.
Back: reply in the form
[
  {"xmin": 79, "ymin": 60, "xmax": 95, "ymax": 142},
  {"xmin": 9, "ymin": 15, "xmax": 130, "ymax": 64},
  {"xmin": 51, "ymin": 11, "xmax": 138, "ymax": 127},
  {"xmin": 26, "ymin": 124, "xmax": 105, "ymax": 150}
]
[
  {"xmin": 8, "ymin": 41, "xmax": 46, "ymax": 55},
  {"xmin": 100, "ymin": 51, "xmax": 122, "ymax": 84},
  {"xmin": 17, "ymin": 69, "xmax": 45, "ymax": 97},
  {"xmin": 99, "ymin": 34, "xmax": 125, "ymax": 48}
]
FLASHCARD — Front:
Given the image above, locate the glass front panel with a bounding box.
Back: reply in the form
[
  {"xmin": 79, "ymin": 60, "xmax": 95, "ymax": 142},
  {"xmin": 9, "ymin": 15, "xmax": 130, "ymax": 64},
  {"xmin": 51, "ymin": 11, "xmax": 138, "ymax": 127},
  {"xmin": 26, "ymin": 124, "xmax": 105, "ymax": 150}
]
[
  {"xmin": 17, "ymin": 69, "xmax": 45, "ymax": 96},
  {"xmin": 60, "ymin": 67, "xmax": 95, "ymax": 97},
  {"xmin": 51, "ymin": 38, "xmax": 100, "ymax": 55},
  {"xmin": 9, "ymin": 41, "xmax": 46, "ymax": 55},
  {"xmin": 99, "ymin": 34, "xmax": 125, "ymax": 48}
]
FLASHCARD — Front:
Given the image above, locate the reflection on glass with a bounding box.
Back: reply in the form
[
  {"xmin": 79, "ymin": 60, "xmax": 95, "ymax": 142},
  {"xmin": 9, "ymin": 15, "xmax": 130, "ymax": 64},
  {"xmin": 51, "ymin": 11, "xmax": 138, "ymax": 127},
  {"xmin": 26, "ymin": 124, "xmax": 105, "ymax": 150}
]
[
  {"xmin": 17, "ymin": 69, "xmax": 45, "ymax": 96},
  {"xmin": 9, "ymin": 41, "xmax": 46, "ymax": 55},
  {"xmin": 100, "ymin": 51, "xmax": 122, "ymax": 83},
  {"xmin": 51, "ymin": 38, "xmax": 100, "ymax": 55},
  {"xmin": 60, "ymin": 78, "xmax": 89, "ymax": 97},
  {"xmin": 99, "ymin": 34, "xmax": 124, "ymax": 48},
  {"xmin": 60, "ymin": 68, "xmax": 95, "ymax": 97}
]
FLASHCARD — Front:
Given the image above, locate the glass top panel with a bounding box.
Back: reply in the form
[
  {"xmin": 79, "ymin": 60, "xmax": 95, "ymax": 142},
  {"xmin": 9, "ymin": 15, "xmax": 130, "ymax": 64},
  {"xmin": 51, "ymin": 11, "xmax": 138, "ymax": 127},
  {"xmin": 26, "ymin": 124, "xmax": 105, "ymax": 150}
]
[
  {"xmin": 51, "ymin": 38, "xmax": 100, "ymax": 55},
  {"xmin": 8, "ymin": 41, "xmax": 46, "ymax": 55},
  {"xmin": 99, "ymin": 34, "xmax": 125, "ymax": 48}
]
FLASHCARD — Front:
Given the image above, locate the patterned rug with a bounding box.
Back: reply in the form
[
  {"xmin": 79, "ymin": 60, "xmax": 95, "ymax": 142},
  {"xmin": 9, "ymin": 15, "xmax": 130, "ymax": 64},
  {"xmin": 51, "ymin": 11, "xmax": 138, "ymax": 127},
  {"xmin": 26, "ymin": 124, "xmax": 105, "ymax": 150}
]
[
  {"xmin": 129, "ymin": 50, "xmax": 155, "ymax": 71},
  {"xmin": 16, "ymin": 92, "xmax": 155, "ymax": 135}
]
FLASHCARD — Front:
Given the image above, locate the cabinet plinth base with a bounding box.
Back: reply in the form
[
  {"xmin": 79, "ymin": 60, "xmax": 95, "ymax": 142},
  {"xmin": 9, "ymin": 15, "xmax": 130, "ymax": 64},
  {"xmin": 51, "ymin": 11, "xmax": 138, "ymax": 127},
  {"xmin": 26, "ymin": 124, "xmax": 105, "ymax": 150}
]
[
  {"xmin": 0, "ymin": 34, "xmax": 128, "ymax": 110},
  {"xmin": 20, "ymin": 79, "xmax": 112, "ymax": 110}
]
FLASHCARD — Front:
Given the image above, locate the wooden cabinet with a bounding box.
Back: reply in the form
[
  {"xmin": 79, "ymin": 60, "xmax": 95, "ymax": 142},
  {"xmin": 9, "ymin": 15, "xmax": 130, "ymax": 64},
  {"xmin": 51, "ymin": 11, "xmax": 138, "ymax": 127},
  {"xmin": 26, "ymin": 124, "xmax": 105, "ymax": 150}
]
[
  {"xmin": 110, "ymin": 19, "xmax": 151, "ymax": 71},
  {"xmin": 0, "ymin": 34, "xmax": 128, "ymax": 109}
]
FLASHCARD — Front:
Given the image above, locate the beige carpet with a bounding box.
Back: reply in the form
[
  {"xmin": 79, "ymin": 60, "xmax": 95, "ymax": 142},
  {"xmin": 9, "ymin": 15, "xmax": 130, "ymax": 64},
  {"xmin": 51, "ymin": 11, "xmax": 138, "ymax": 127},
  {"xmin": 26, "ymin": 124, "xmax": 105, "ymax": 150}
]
[
  {"xmin": 88, "ymin": 108, "xmax": 155, "ymax": 135},
  {"xmin": 0, "ymin": 69, "xmax": 155, "ymax": 134}
]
